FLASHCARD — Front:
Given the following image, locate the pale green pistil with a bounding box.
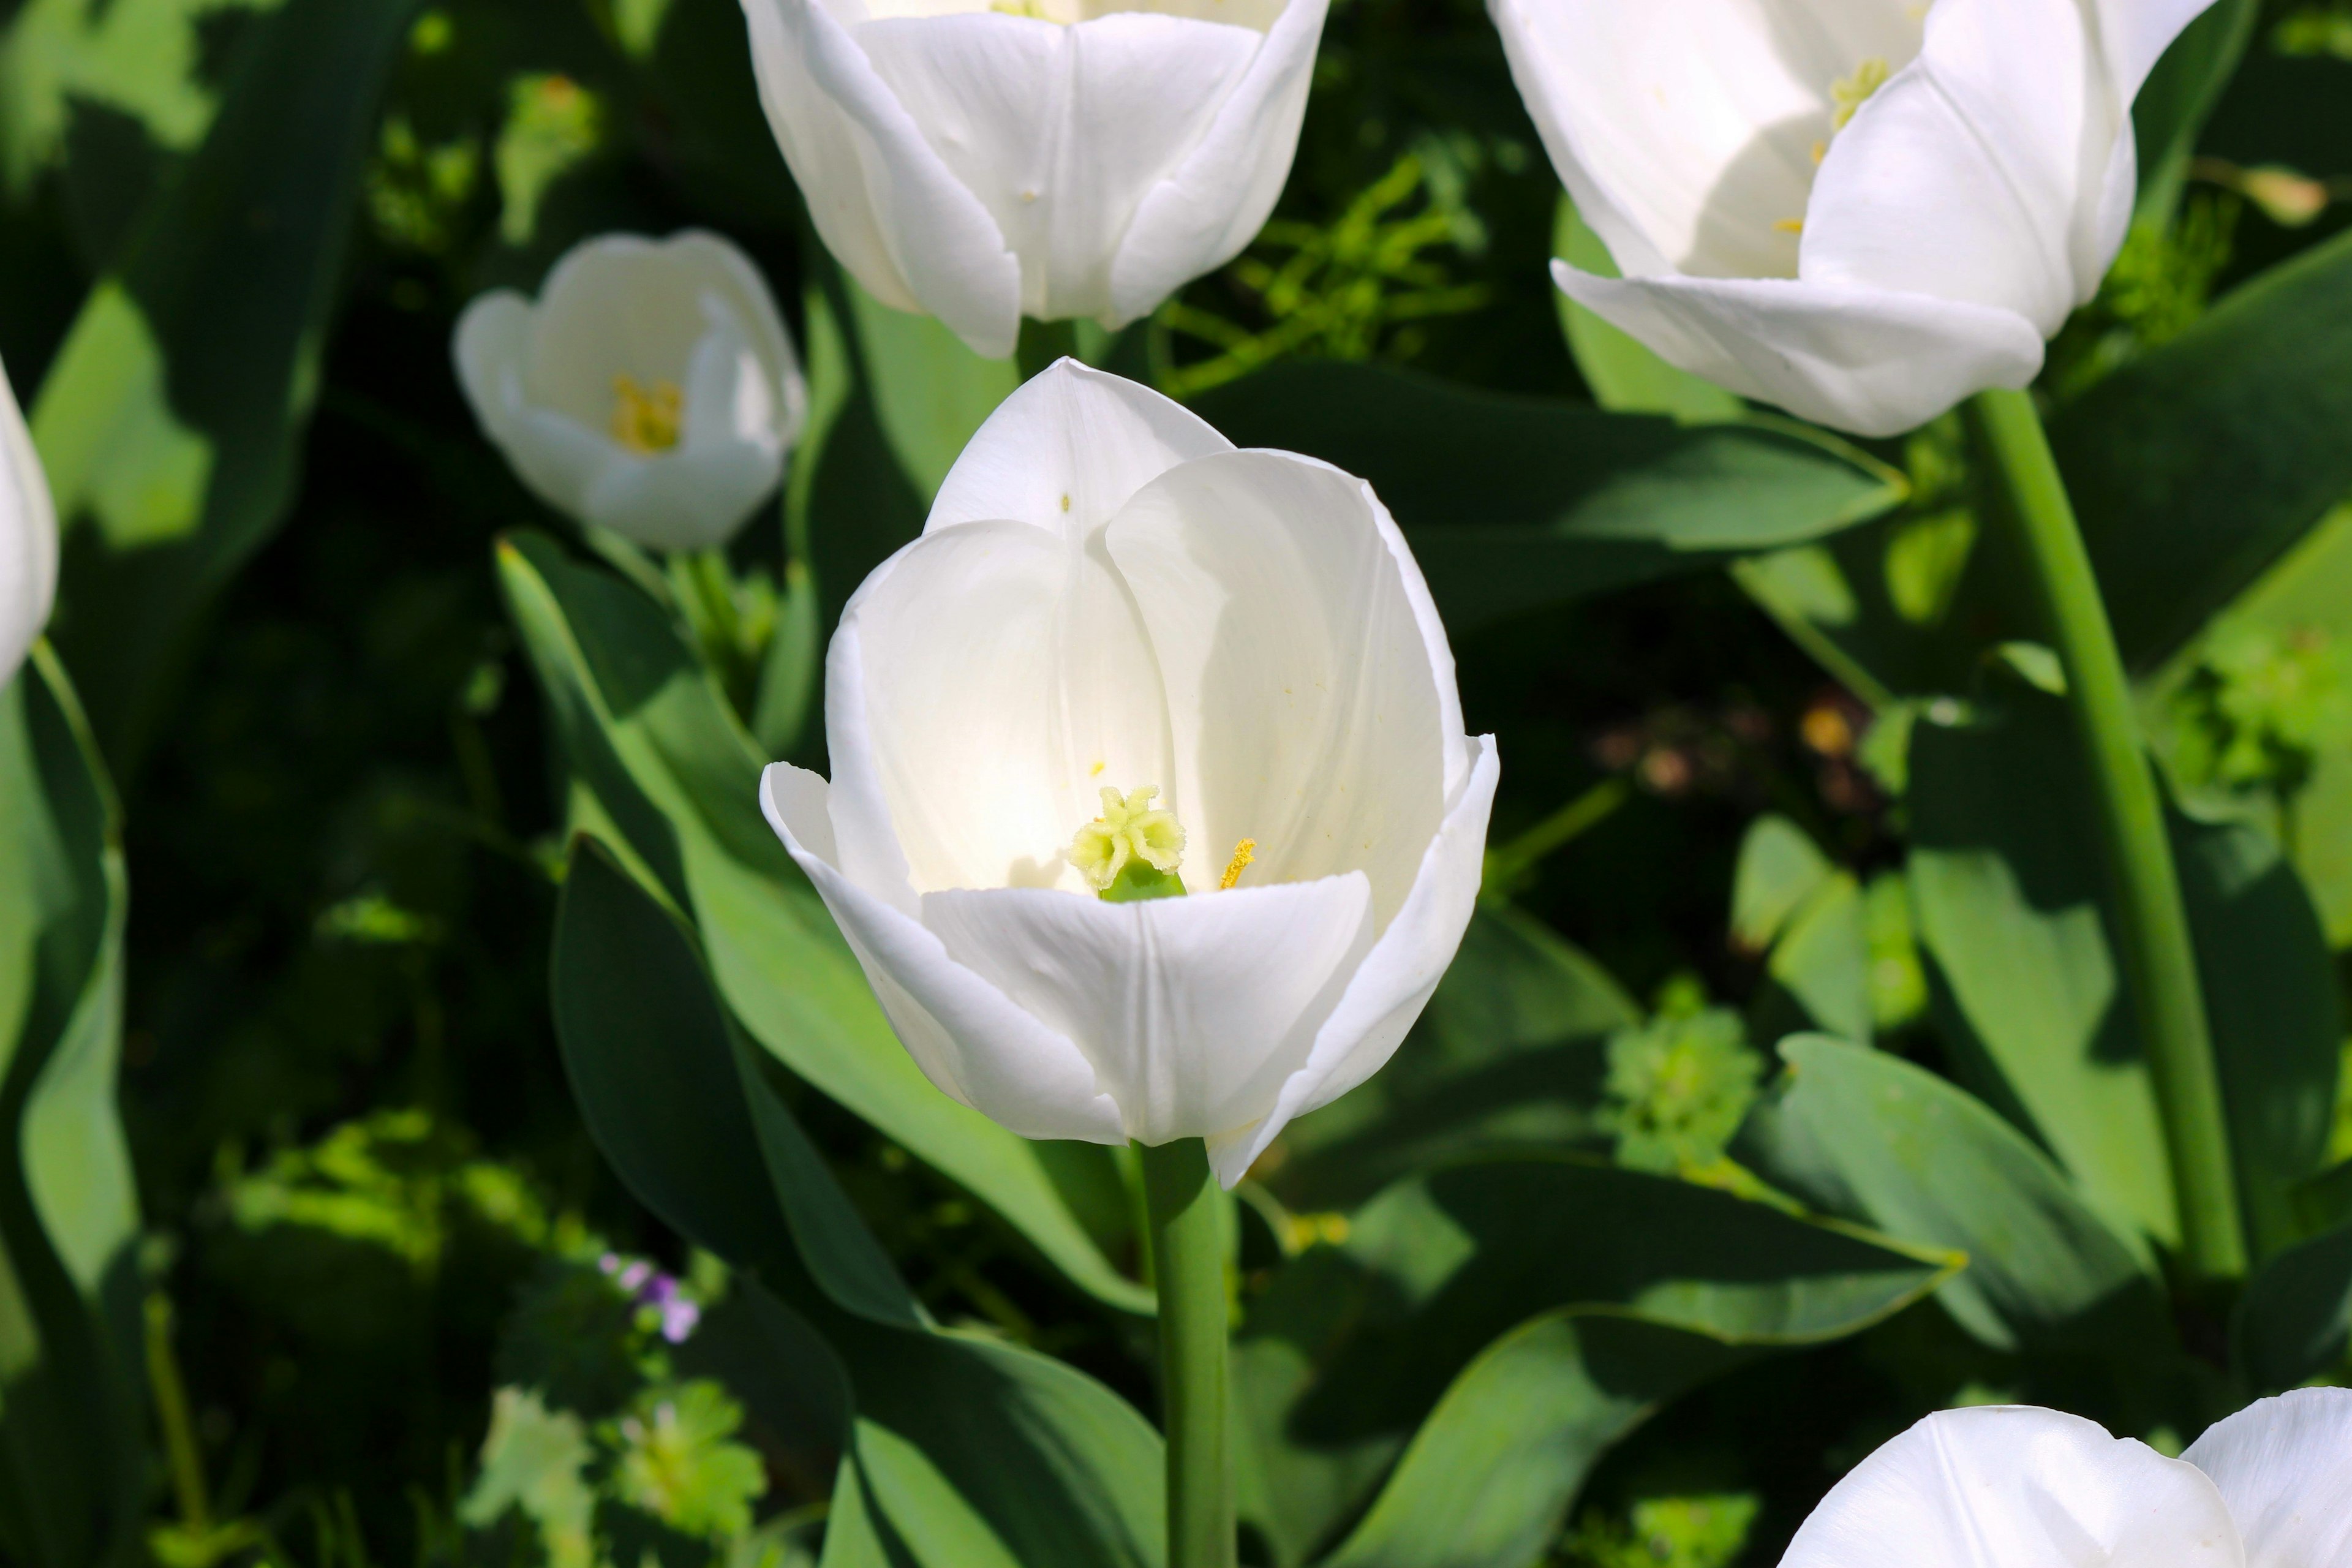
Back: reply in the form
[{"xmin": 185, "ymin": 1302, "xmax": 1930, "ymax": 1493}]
[{"xmin": 1071, "ymin": 785, "xmax": 1189, "ymax": 902}]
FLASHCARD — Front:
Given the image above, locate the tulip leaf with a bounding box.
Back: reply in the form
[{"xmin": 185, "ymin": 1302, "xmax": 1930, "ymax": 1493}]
[
  {"xmin": 499, "ymin": 530, "xmax": 1154, "ymax": 1314},
  {"xmin": 1744, "ymin": 1036, "xmax": 2162, "ymax": 1355},
  {"xmin": 1905, "ymin": 686, "xmax": 2342, "ymax": 1261},
  {"xmin": 1264, "ymin": 903, "xmax": 1639, "ymax": 1212},
  {"xmin": 842, "ymin": 274, "xmax": 1020, "ymax": 504},
  {"xmin": 552, "ymin": 842, "xmax": 1167, "ymax": 1568},
  {"xmin": 1189, "ymin": 361, "xmax": 1905, "ymax": 632},
  {"xmin": 2130, "ymin": 0, "xmax": 2257, "ymax": 219},
  {"xmin": 29, "ymin": 0, "xmax": 415, "ymax": 767},
  {"xmin": 1550, "ymin": 195, "xmax": 1742, "ymax": 424},
  {"xmin": 1233, "ymin": 1156, "xmax": 1954, "ymax": 1566},
  {"xmin": 0, "ymin": 648, "xmax": 145, "ymax": 1568},
  {"xmin": 2054, "ymin": 224, "xmax": 2352, "ymax": 671},
  {"xmin": 2234, "ymin": 1219, "xmax": 2352, "ymax": 1392}
]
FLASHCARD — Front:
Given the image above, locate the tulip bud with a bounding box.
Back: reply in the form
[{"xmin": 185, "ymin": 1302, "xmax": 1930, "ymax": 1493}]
[
  {"xmin": 736, "ymin": 0, "xmax": 1330, "ymax": 360},
  {"xmin": 0, "ymin": 355, "xmax": 58, "ymax": 693},
  {"xmin": 454, "ymin": 232, "xmax": 807, "ymax": 551},
  {"xmin": 1492, "ymin": 0, "xmax": 2223, "ymax": 436},
  {"xmin": 759, "ymin": 362, "xmax": 1498, "ymax": 1185}
]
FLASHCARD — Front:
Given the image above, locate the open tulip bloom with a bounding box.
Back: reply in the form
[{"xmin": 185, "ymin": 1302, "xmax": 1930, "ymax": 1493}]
[
  {"xmin": 1491, "ymin": 0, "xmax": 2220, "ymax": 437},
  {"xmin": 1782, "ymin": 1390, "xmax": 2352, "ymax": 1568},
  {"xmin": 758, "ymin": 361, "xmax": 1498, "ymax": 1186},
  {"xmin": 737, "ymin": 0, "xmax": 1329, "ymax": 361},
  {"xmin": 0, "ymin": 355, "xmax": 57, "ymax": 693},
  {"xmin": 454, "ymin": 232, "xmax": 807, "ymax": 551}
]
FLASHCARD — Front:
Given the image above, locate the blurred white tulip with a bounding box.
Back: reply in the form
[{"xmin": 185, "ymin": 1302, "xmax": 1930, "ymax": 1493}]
[
  {"xmin": 454, "ymin": 232, "xmax": 807, "ymax": 551},
  {"xmin": 1782, "ymin": 1390, "xmax": 2352, "ymax": 1568},
  {"xmin": 760, "ymin": 362, "xmax": 1497, "ymax": 1184},
  {"xmin": 738, "ymin": 0, "xmax": 1329, "ymax": 360},
  {"xmin": 1493, "ymin": 0, "xmax": 2218, "ymax": 436},
  {"xmin": 1, "ymin": 355, "xmax": 58, "ymax": 693}
]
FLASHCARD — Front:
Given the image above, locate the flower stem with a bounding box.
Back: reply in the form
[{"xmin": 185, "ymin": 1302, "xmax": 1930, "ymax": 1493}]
[
  {"xmin": 1017, "ymin": 318, "xmax": 1082, "ymax": 380},
  {"xmin": 1966, "ymin": 387, "xmax": 2247, "ymax": 1282},
  {"xmin": 1140, "ymin": 1139, "xmax": 1234, "ymax": 1568}
]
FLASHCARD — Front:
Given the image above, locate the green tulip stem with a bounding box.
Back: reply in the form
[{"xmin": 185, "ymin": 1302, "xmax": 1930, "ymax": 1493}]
[
  {"xmin": 1017, "ymin": 317, "xmax": 1082, "ymax": 380},
  {"xmin": 1140, "ymin": 1138, "xmax": 1235, "ymax": 1568},
  {"xmin": 1967, "ymin": 386, "xmax": 2247, "ymax": 1282}
]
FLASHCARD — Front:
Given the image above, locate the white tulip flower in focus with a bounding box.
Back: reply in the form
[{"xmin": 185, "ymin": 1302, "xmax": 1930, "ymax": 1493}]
[
  {"xmin": 0, "ymin": 355, "xmax": 58, "ymax": 693},
  {"xmin": 1491, "ymin": 0, "xmax": 2219, "ymax": 437},
  {"xmin": 760, "ymin": 362, "xmax": 1498, "ymax": 1185},
  {"xmin": 737, "ymin": 0, "xmax": 1329, "ymax": 361},
  {"xmin": 1781, "ymin": 1390, "xmax": 2352, "ymax": 1568},
  {"xmin": 454, "ymin": 232, "xmax": 807, "ymax": 551}
]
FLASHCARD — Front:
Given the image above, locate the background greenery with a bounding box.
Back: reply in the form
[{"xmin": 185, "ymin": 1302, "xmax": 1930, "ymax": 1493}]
[{"xmin": 0, "ymin": 0, "xmax": 2348, "ymax": 1564}]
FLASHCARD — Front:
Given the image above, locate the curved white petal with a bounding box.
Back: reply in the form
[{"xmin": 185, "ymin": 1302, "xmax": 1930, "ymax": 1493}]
[
  {"xmin": 1781, "ymin": 1406, "xmax": 2244, "ymax": 1568},
  {"xmin": 1804, "ymin": 0, "xmax": 2111, "ymax": 331},
  {"xmin": 0, "ymin": 356, "xmax": 57, "ymax": 691},
  {"xmin": 762, "ymin": 764, "xmax": 1127, "ymax": 1142},
  {"xmin": 453, "ymin": 290, "xmax": 534, "ymax": 440},
  {"xmin": 2184, "ymin": 1389, "xmax": 2352, "ymax": 1568},
  {"xmin": 919, "ymin": 872, "xmax": 1374, "ymax": 1144},
  {"xmin": 1553, "ymin": 260, "xmax": 2044, "ymax": 438},
  {"xmin": 855, "ymin": 10, "xmax": 1261, "ymax": 323},
  {"xmin": 742, "ymin": 0, "xmax": 1024, "ymax": 357},
  {"xmin": 2096, "ymin": 0, "xmax": 2222, "ymax": 105},
  {"xmin": 1107, "ymin": 0, "xmax": 1328, "ymax": 325},
  {"xmin": 928, "ymin": 358, "xmax": 1229, "ymax": 540},
  {"xmin": 826, "ymin": 516, "xmax": 1173, "ymax": 898},
  {"xmin": 1207, "ymin": 733, "xmax": 1494, "ymax": 1185},
  {"xmin": 661, "ymin": 230, "xmax": 810, "ymax": 449},
  {"xmin": 584, "ymin": 445, "xmax": 783, "ymax": 551}
]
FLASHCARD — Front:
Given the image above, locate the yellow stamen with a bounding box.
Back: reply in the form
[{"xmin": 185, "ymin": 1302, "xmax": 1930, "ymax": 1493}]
[
  {"xmin": 1069, "ymin": 785, "xmax": 1185, "ymax": 892},
  {"xmin": 611, "ymin": 374, "xmax": 683, "ymax": 454},
  {"xmin": 1218, "ymin": 839, "xmax": 1257, "ymax": 891},
  {"xmin": 1773, "ymin": 218, "xmax": 1806, "ymax": 235},
  {"xmin": 1830, "ymin": 58, "xmax": 1891, "ymax": 132}
]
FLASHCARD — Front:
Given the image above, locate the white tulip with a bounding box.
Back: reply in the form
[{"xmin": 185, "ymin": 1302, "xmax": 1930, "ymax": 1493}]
[
  {"xmin": 1493, "ymin": 0, "xmax": 2219, "ymax": 437},
  {"xmin": 758, "ymin": 361, "xmax": 1497, "ymax": 1184},
  {"xmin": 454, "ymin": 232, "xmax": 807, "ymax": 551},
  {"xmin": 1781, "ymin": 1391, "xmax": 2352, "ymax": 1568},
  {"xmin": 737, "ymin": 0, "xmax": 1328, "ymax": 361},
  {"xmin": 0, "ymin": 355, "xmax": 58, "ymax": 693}
]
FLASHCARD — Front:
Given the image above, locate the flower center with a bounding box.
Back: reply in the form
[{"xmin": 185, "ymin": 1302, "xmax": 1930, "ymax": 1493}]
[
  {"xmin": 1775, "ymin": 58, "xmax": 1893, "ymax": 236},
  {"xmin": 611, "ymin": 374, "xmax": 684, "ymax": 454},
  {"xmin": 1068, "ymin": 787, "xmax": 1258, "ymax": 902}
]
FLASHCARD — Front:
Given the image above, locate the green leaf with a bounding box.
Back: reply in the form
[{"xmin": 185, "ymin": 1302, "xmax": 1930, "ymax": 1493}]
[
  {"xmin": 843, "ymin": 275, "xmax": 1019, "ymax": 504},
  {"xmin": 462, "ymin": 1387, "xmax": 597, "ymax": 1568},
  {"xmin": 2054, "ymin": 225, "xmax": 2352, "ymax": 671},
  {"xmin": 1550, "ymin": 194, "xmax": 1742, "ymax": 424},
  {"xmin": 1748, "ymin": 1037, "xmax": 2161, "ymax": 1355},
  {"xmin": 499, "ymin": 530, "xmax": 1151, "ymax": 1313},
  {"xmin": 30, "ymin": 0, "xmax": 417, "ymax": 766},
  {"xmin": 2130, "ymin": 0, "xmax": 2258, "ymax": 219},
  {"xmin": 0, "ymin": 648, "xmax": 144, "ymax": 1568},
  {"xmin": 2234, "ymin": 1219, "xmax": 2352, "ymax": 1393},
  {"xmin": 1264, "ymin": 904, "xmax": 1639, "ymax": 1212},
  {"xmin": 1233, "ymin": 1156, "xmax": 1952, "ymax": 1566},
  {"xmin": 1730, "ymin": 815, "xmax": 1833, "ymax": 952},
  {"xmin": 551, "ymin": 843, "xmax": 1167, "ymax": 1568},
  {"xmin": 1763, "ymin": 873, "xmax": 1872, "ymax": 1046},
  {"xmin": 1188, "ymin": 361, "xmax": 1904, "ymax": 633}
]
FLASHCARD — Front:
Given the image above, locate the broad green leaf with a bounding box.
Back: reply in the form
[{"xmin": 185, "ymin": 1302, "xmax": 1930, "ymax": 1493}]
[
  {"xmin": 1264, "ymin": 904, "xmax": 1638, "ymax": 1212},
  {"xmin": 1730, "ymin": 815, "xmax": 1834, "ymax": 952},
  {"xmin": 1189, "ymin": 361, "xmax": 1904, "ymax": 633},
  {"xmin": 0, "ymin": 648, "xmax": 143, "ymax": 1568},
  {"xmin": 1749, "ymin": 1037, "xmax": 2161, "ymax": 1354},
  {"xmin": 1765, "ymin": 872, "xmax": 1871, "ymax": 1046},
  {"xmin": 2054, "ymin": 225, "xmax": 2352, "ymax": 671},
  {"xmin": 2130, "ymin": 0, "xmax": 2258, "ymax": 219},
  {"xmin": 499, "ymin": 532, "xmax": 1150, "ymax": 1313},
  {"xmin": 1233, "ymin": 1156, "xmax": 1952, "ymax": 1566},
  {"xmin": 549, "ymin": 845, "xmax": 1165, "ymax": 1568},
  {"xmin": 31, "ymin": 0, "xmax": 416, "ymax": 764},
  {"xmin": 2234, "ymin": 1220, "xmax": 2352, "ymax": 1392},
  {"xmin": 1550, "ymin": 195, "xmax": 1742, "ymax": 424},
  {"xmin": 843, "ymin": 276, "xmax": 1019, "ymax": 503}
]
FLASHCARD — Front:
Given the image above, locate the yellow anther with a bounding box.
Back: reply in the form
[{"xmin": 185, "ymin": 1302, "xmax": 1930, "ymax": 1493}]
[
  {"xmin": 1218, "ymin": 839, "xmax": 1257, "ymax": 891},
  {"xmin": 1773, "ymin": 218, "xmax": 1806, "ymax": 235},
  {"xmin": 1830, "ymin": 58, "xmax": 1890, "ymax": 132},
  {"xmin": 1069, "ymin": 785, "xmax": 1185, "ymax": 892},
  {"xmin": 611, "ymin": 374, "xmax": 683, "ymax": 453}
]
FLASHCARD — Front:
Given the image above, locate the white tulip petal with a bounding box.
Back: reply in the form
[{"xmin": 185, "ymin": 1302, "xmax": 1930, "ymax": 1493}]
[
  {"xmin": 827, "ymin": 517, "xmax": 1174, "ymax": 898},
  {"xmin": 855, "ymin": 11, "xmax": 1259, "ymax": 322},
  {"xmin": 1108, "ymin": 0, "xmax": 1327, "ymax": 325},
  {"xmin": 1804, "ymin": 0, "xmax": 2108, "ymax": 330},
  {"xmin": 2095, "ymin": 0, "xmax": 2222, "ymax": 106},
  {"xmin": 763, "ymin": 764, "xmax": 1128, "ymax": 1143},
  {"xmin": 920, "ymin": 872, "xmax": 1374, "ymax": 1144},
  {"xmin": 454, "ymin": 291, "xmax": 535, "ymax": 439},
  {"xmin": 1781, "ymin": 1407, "xmax": 2244, "ymax": 1568},
  {"xmin": 0, "ymin": 356, "xmax": 58, "ymax": 691},
  {"xmin": 1105, "ymin": 450, "xmax": 1457, "ymax": 919},
  {"xmin": 928, "ymin": 358, "xmax": 1229, "ymax": 540},
  {"xmin": 1207, "ymin": 733, "xmax": 1495, "ymax": 1185},
  {"xmin": 2184, "ymin": 1389, "xmax": 2352, "ymax": 1568},
  {"xmin": 744, "ymin": 0, "xmax": 1025, "ymax": 357},
  {"xmin": 1553, "ymin": 260, "xmax": 2044, "ymax": 439},
  {"xmin": 585, "ymin": 446, "xmax": 783, "ymax": 552}
]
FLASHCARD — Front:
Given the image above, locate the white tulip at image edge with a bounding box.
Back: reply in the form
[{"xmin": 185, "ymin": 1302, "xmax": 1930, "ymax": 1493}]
[
  {"xmin": 760, "ymin": 361, "xmax": 1497, "ymax": 1186},
  {"xmin": 0, "ymin": 355, "xmax": 58, "ymax": 694},
  {"xmin": 1491, "ymin": 0, "xmax": 2220, "ymax": 436}
]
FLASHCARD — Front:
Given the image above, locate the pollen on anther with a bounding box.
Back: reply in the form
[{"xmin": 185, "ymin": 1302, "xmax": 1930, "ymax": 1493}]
[
  {"xmin": 1219, "ymin": 839, "xmax": 1257, "ymax": 891},
  {"xmin": 1060, "ymin": 494, "xmax": 1071, "ymax": 512}
]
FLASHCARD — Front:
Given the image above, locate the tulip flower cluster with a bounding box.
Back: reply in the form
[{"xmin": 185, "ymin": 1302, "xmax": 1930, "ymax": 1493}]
[{"xmin": 0, "ymin": 358, "xmax": 56, "ymax": 693}]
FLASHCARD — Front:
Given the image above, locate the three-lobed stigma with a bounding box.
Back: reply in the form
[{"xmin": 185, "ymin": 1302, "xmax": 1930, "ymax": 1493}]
[
  {"xmin": 611, "ymin": 374, "xmax": 684, "ymax": 454},
  {"xmin": 1069, "ymin": 787, "xmax": 1261, "ymax": 902}
]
